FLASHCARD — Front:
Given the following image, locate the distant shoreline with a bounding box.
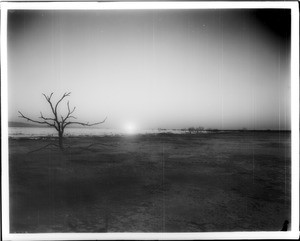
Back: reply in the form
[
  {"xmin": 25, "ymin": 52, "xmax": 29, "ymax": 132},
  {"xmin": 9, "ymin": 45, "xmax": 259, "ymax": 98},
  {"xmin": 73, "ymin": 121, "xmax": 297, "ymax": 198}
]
[
  {"xmin": 8, "ymin": 123, "xmax": 291, "ymax": 132},
  {"xmin": 8, "ymin": 130, "xmax": 292, "ymax": 141}
]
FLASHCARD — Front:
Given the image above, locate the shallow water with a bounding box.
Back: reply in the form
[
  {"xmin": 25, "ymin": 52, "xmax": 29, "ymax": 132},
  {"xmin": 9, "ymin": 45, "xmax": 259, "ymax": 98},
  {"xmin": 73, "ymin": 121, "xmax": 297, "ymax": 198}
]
[{"xmin": 8, "ymin": 127, "xmax": 187, "ymax": 138}]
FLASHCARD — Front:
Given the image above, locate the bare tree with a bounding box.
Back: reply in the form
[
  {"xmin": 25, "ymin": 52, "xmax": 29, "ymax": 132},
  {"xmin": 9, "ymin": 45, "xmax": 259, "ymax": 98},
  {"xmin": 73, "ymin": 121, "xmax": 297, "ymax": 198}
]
[
  {"xmin": 195, "ymin": 126, "xmax": 204, "ymax": 134},
  {"xmin": 188, "ymin": 127, "xmax": 196, "ymax": 134},
  {"xmin": 18, "ymin": 92, "xmax": 107, "ymax": 149}
]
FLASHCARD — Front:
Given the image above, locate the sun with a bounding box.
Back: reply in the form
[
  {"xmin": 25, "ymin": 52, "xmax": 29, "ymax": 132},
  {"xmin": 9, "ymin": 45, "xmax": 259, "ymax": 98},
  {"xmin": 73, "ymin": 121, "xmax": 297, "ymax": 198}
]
[{"xmin": 124, "ymin": 123, "xmax": 137, "ymax": 134}]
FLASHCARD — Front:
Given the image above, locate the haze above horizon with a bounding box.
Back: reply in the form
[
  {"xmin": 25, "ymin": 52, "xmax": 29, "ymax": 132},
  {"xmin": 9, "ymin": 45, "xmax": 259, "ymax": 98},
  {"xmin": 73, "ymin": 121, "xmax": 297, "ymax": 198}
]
[{"xmin": 8, "ymin": 9, "xmax": 291, "ymax": 130}]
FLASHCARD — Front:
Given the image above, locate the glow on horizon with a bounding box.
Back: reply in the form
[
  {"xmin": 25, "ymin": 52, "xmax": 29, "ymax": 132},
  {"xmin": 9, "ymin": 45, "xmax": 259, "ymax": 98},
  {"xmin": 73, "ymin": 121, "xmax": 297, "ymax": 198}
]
[{"xmin": 124, "ymin": 122, "xmax": 137, "ymax": 135}]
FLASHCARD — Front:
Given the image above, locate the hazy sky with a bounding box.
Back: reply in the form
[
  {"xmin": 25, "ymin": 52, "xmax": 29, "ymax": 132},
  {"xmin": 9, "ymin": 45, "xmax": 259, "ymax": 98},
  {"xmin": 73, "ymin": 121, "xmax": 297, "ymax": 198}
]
[{"xmin": 8, "ymin": 9, "xmax": 291, "ymax": 130}]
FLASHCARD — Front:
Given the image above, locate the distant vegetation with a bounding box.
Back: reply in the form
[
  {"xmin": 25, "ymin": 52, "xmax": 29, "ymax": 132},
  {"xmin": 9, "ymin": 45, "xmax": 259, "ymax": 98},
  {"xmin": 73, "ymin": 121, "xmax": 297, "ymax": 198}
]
[
  {"xmin": 156, "ymin": 126, "xmax": 284, "ymax": 134},
  {"xmin": 187, "ymin": 127, "xmax": 205, "ymax": 134},
  {"xmin": 158, "ymin": 126, "xmax": 218, "ymax": 134}
]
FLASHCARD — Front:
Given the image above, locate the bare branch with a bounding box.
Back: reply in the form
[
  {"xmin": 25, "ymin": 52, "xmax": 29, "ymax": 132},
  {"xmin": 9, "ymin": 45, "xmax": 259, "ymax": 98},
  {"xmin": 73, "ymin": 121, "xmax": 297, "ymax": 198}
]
[
  {"xmin": 61, "ymin": 101, "xmax": 77, "ymax": 127},
  {"xmin": 42, "ymin": 93, "xmax": 56, "ymax": 116},
  {"xmin": 18, "ymin": 111, "xmax": 56, "ymax": 128},
  {"xmin": 66, "ymin": 101, "xmax": 76, "ymax": 116},
  {"xmin": 42, "ymin": 92, "xmax": 53, "ymax": 101},
  {"xmin": 39, "ymin": 112, "xmax": 55, "ymax": 121},
  {"xmin": 63, "ymin": 117, "xmax": 107, "ymax": 129},
  {"xmin": 53, "ymin": 121, "xmax": 59, "ymax": 131},
  {"xmin": 55, "ymin": 92, "xmax": 71, "ymax": 115}
]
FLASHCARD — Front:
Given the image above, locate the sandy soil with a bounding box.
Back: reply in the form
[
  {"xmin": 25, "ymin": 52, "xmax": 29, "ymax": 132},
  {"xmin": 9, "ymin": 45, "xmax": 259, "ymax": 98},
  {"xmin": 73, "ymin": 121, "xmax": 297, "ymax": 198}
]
[{"xmin": 8, "ymin": 132, "xmax": 291, "ymax": 232}]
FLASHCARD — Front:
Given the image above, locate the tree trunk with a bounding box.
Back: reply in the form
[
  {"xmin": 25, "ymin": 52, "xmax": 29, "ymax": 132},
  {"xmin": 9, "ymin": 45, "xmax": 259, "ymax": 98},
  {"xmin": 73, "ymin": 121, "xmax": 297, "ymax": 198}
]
[{"xmin": 58, "ymin": 131, "xmax": 64, "ymax": 150}]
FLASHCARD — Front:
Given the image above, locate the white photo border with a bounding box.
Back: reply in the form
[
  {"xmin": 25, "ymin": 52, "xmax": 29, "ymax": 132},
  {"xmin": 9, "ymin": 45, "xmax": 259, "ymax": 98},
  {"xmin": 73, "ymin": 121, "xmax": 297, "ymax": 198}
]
[{"xmin": 1, "ymin": 1, "xmax": 299, "ymax": 240}]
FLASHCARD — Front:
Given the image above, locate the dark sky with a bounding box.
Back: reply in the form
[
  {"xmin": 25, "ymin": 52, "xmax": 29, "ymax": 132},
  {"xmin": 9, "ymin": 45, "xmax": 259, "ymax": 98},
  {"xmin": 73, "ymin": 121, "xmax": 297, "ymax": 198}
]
[{"xmin": 8, "ymin": 9, "xmax": 291, "ymax": 131}]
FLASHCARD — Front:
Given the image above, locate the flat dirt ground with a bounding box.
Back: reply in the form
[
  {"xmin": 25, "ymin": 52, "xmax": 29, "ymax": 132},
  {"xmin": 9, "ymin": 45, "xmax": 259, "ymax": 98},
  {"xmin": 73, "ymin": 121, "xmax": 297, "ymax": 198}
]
[{"xmin": 8, "ymin": 132, "xmax": 291, "ymax": 232}]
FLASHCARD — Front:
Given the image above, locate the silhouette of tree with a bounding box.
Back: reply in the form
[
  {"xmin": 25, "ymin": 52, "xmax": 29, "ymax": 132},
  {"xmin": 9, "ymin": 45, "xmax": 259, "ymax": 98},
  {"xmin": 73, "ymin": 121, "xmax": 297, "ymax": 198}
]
[
  {"xmin": 18, "ymin": 92, "xmax": 107, "ymax": 149},
  {"xmin": 187, "ymin": 126, "xmax": 204, "ymax": 134},
  {"xmin": 195, "ymin": 126, "xmax": 204, "ymax": 134},
  {"xmin": 188, "ymin": 127, "xmax": 196, "ymax": 134}
]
